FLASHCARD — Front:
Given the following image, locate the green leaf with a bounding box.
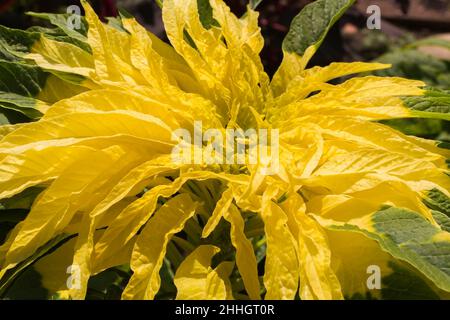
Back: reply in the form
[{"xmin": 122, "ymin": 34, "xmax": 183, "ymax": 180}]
[
  {"xmin": 408, "ymin": 37, "xmax": 450, "ymax": 52},
  {"xmin": 374, "ymin": 48, "xmax": 450, "ymax": 121},
  {"xmin": 0, "ymin": 234, "xmax": 75, "ymax": 298},
  {"xmin": 0, "ymin": 92, "xmax": 41, "ymax": 109},
  {"xmin": 381, "ymin": 262, "xmax": 440, "ymax": 300},
  {"xmin": 374, "ymin": 49, "xmax": 450, "ymax": 88},
  {"xmin": 27, "ymin": 12, "xmax": 91, "ymax": 53},
  {"xmin": 0, "ymin": 103, "xmax": 39, "ymax": 121},
  {"xmin": 404, "ymin": 88, "xmax": 450, "ymax": 121},
  {"xmin": 156, "ymin": 0, "xmax": 217, "ymax": 29},
  {"xmin": 197, "ymin": 0, "xmax": 216, "ymax": 29},
  {"xmin": 0, "ymin": 108, "xmax": 29, "ymax": 125},
  {"xmin": 26, "ymin": 26, "xmax": 91, "ymax": 53},
  {"xmin": 0, "ymin": 60, "xmax": 48, "ymax": 97},
  {"xmin": 0, "ymin": 210, "xmax": 28, "ymax": 224},
  {"xmin": 0, "ymin": 26, "xmax": 87, "ymax": 97},
  {"xmin": 0, "ymin": 26, "xmax": 47, "ymax": 97},
  {"xmin": 154, "ymin": 259, "xmax": 177, "ymax": 300},
  {"xmin": 0, "ymin": 19, "xmax": 92, "ymax": 125},
  {"xmin": 348, "ymin": 260, "xmax": 442, "ymax": 300},
  {"xmin": 0, "ymin": 187, "xmax": 43, "ymax": 211},
  {"xmin": 283, "ymin": 0, "xmax": 354, "ymax": 57},
  {"xmin": 0, "ymin": 223, "xmax": 15, "ymax": 245},
  {"xmin": 249, "ymin": 0, "xmax": 264, "ymax": 9},
  {"xmin": 26, "ymin": 12, "xmax": 88, "ymax": 42},
  {"xmin": 324, "ymin": 206, "xmax": 450, "ymax": 293},
  {"xmin": 107, "ymin": 16, "xmax": 127, "ymax": 33},
  {"xmin": 424, "ymin": 189, "xmax": 450, "ymax": 233},
  {"xmin": 0, "ymin": 92, "xmax": 45, "ymax": 119},
  {"xmin": 380, "ymin": 118, "xmax": 443, "ymax": 139},
  {"xmin": 425, "ymin": 188, "xmax": 450, "ymax": 217},
  {"xmin": 0, "ymin": 25, "xmax": 40, "ymax": 61},
  {"xmin": 432, "ymin": 211, "xmax": 450, "ymax": 233},
  {"xmin": 0, "ymin": 26, "xmax": 85, "ymax": 123},
  {"xmin": 86, "ymin": 268, "xmax": 129, "ymax": 300},
  {"xmin": 3, "ymin": 268, "xmax": 48, "ymax": 300}
]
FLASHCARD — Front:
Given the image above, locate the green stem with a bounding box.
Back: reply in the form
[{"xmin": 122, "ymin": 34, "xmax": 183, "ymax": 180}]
[
  {"xmin": 166, "ymin": 241, "xmax": 183, "ymax": 269},
  {"xmin": 245, "ymin": 228, "xmax": 265, "ymax": 238},
  {"xmin": 255, "ymin": 237, "xmax": 266, "ymax": 249},
  {"xmin": 172, "ymin": 236, "xmax": 196, "ymax": 253}
]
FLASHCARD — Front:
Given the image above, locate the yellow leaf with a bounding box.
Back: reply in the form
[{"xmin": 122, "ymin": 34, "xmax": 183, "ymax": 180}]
[
  {"xmin": 260, "ymin": 187, "xmax": 299, "ymax": 299},
  {"xmin": 122, "ymin": 194, "xmax": 198, "ymax": 300},
  {"xmin": 271, "ymin": 51, "xmax": 305, "ymax": 97},
  {"xmin": 37, "ymin": 75, "xmax": 88, "ymax": 104},
  {"xmin": 202, "ymin": 187, "xmax": 234, "ymax": 238},
  {"xmin": 224, "ymin": 204, "xmax": 260, "ymax": 300},
  {"xmin": 326, "ymin": 229, "xmax": 393, "ymax": 299},
  {"xmin": 280, "ymin": 193, "xmax": 342, "ymax": 300},
  {"xmin": 27, "ymin": 35, "xmax": 94, "ymax": 77},
  {"xmin": 274, "ymin": 62, "xmax": 391, "ymax": 107},
  {"xmin": 174, "ymin": 245, "xmax": 233, "ymax": 300},
  {"xmin": 209, "ymin": 0, "xmax": 263, "ymax": 54}
]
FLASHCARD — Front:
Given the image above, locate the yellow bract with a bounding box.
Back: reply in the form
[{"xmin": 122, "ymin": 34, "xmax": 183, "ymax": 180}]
[
  {"xmin": 174, "ymin": 245, "xmax": 234, "ymax": 300},
  {"xmin": 0, "ymin": 0, "xmax": 449, "ymax": 300},
  {"xmin": 122, "ymin": 194, "xmax": 198, "ymax": 300}
]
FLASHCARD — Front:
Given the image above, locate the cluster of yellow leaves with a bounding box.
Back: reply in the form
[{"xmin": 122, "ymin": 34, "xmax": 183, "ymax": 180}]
[{"xmin": 0, "ymin": 0, "xmax": 449, "ymax": 300}]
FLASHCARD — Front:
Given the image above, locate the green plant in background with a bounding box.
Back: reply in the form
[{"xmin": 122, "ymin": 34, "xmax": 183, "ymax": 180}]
[
  {"xmin": 371, "ymin": 34, "xmax": 450, "ymax": 141},
  {"xmin": 0, "ymin": 0, "xmax": 450, "ymax": 300}
]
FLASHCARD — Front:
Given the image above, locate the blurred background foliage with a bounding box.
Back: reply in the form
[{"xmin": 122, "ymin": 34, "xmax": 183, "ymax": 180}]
[
  {"xmin": 2, "ymin": 0, "xmax": 448, "ymax": 141},
  {"xmin": 0, "ymin": 0, "xmax": 450, "ymax": 299},
  {"xmin": 1, "ymin": 1, "xmax": 449, "ymax": 71}
]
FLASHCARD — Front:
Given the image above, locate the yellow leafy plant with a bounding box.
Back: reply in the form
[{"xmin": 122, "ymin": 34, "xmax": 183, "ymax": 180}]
[{"xmin": 0, "ymin": 0, "xmax": 450, "ymax": 300}]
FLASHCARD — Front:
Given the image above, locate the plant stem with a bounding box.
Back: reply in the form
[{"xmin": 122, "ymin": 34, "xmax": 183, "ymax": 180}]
[{"xmin": 155, "ymin": 0, "xmax": 163, "ymax": 9}]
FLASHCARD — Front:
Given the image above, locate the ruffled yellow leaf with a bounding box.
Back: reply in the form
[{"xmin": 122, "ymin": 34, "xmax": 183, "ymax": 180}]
[
  {"xmin": 326, "ymin": 229, "xmax": 393, "ymax": 299},
  {"xmin": 202, "ymin": 187, "xmax": 234, "ymax": 238},
  {"xmin": 271, "ymin": 51, "xmax": 305, "ymax": 97},
  {"xmin": 1, "ymin": 146, "xmax": 132, "ymax": 276},
  {"xmin": 318, "ymin": 76, "xmax": 424, "ymax": 101},
  {"xmin": 174, "ymin": 245, "xmax": 233, "ymax": 300},
  {"xmin": 224, "ymin": 204, "xmax": 261, "ymax": 300},
  {"xmin": 33, "ymin": 237, "xmax": 77, "ymax": 295},
  {"xmin": 37, "ymin": 75, "xmax": 88, "ymax": 104},
  {"xmin": 0, "ymin": 111, "xmax": 175, "ymax": 151},
  {"xmin": 81, "ymin": 0, "xmax": 146, "ymax": 86},
  {"xmin": 261, "ymin": 187, "xmax": 298, "ymax": 299},
  {"xmin": 0, "ymin": 123, "xmax": 25, "ymax": 140},
  {"xmin": 209, "ymin": 0, "xmax": 263, "ymax": 54},
  {"xmin": 280, "ymin": 193, "xmax": 342, "ymax": 300},
  {"xmin": 93, "ymin": 171, "xmax": 245, "ymax": 267},
  {"xmin": 274, "ymin": 62, "xmax": 391, "ymax": 107},
  {"xmin": 0, "ymin": 146, "xmax": 95, "ymax": 201},
  {"xmin": 122, "ymin": 194, "xmax": 198, "ymax": 300},
  {"xmin": 27, "ymin": 35, "xmax": 94, "ymax": 77},
  {"xmin": 34, "ymin": 227, "xmax": 132, "ymax": 297}
]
